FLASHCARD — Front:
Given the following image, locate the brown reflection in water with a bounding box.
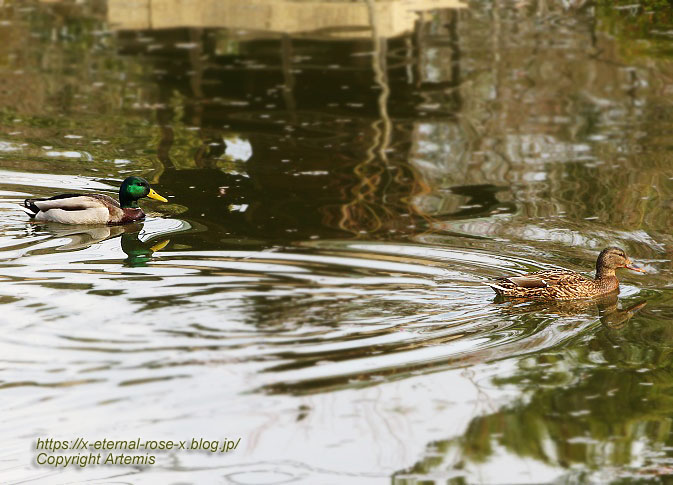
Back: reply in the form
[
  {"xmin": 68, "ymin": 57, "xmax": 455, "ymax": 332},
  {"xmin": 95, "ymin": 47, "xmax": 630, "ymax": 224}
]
[
  {"xmin": 104, "ymin": 0, "xmax": 673, "ymax": 253},
  {"xmin": 111, "ymin": 6, "xmax": 484, "ymax": 242},
  {"xmin": 495, "ymin": 292, "xmax": 647, "ymax": 329},
  {"xmin": 5, "ymin": 0, "xmax": 673, "ymax": 254}
]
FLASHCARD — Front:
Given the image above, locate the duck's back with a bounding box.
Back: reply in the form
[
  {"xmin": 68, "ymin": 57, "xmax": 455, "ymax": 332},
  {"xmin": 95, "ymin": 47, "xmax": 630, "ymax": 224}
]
[
  {"xmin": 23, "ymin": 194, "xmax": 123, "ymax": 225},
  {"xmin": 487, "ymin": 269, "xmax": 614, "ymax": 300}
]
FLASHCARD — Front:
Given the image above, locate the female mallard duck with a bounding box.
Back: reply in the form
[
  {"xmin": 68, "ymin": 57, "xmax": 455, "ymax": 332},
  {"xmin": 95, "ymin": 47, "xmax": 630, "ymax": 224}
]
[
  {"xmin": 487, "ymin": 247, "xmax": 645, "ymax": 300},
  {"xmin": 22, "ymin": 176, "xmax": 167, "ymax": 225}
]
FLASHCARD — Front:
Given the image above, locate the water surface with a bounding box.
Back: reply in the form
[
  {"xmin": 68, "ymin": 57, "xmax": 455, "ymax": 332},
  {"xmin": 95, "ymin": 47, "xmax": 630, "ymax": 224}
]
[{"xmin": 2, "ymin": 1, "xmax": 673, "ymax": 483}]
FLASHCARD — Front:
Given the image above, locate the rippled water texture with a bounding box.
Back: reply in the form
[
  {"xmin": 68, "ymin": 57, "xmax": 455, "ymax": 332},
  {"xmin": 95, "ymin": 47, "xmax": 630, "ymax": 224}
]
[{"xmin": 3, "ymin": 1, "xmax": 673, "ymax": 483}]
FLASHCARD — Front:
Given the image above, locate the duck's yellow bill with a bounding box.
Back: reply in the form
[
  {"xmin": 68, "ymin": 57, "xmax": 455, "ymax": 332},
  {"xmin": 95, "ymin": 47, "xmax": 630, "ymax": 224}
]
[
  {"xmin": 147, "ymin": 188, "xmax": 168, "ymax": 202},
  {"xmin": 150, "ymin": 239, "xmax": 170, "ymax": 252}
]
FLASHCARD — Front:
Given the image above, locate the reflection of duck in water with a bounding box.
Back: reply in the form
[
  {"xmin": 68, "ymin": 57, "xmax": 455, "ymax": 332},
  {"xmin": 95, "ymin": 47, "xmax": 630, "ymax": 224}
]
[
  {"xmin": 22, "ymin": 176, "xmax": 167, "ymax": 224},
  {"xmin": 496, "ymin": 292, "xmax": 647, "ymax": 328},
  {"xmin": 31, "ymin": 222, "xmax": 169, "ymax": 264},
  {"xmin": 28, "ymin": 221, "xmax": 171, "ymax": 267},
  {"xmin": 45, "ymin": 223, "xmax": 141, "ymax": 250},
  {"xmin": 597, "ymin": 296, "xmax": 647, "ymax": 330},
  {"xmin": 487, "ymin": 247, "xmax": 646, "ymax": 300},
  {"xmin": 120, "ymin": 231, "xmax": 169, "ymax": 267}
]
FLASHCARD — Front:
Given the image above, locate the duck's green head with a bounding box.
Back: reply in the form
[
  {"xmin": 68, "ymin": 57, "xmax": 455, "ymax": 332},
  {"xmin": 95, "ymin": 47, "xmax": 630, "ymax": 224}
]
[{"xmin": 119, "ymin": 176, "xmax": 168, "ymax": 208}]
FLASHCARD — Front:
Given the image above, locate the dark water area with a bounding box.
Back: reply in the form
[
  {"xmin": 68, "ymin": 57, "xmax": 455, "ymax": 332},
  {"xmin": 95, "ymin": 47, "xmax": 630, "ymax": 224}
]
[{"xmin": 3, "ymin": 0, "xmax": 673, "ymax": 483}]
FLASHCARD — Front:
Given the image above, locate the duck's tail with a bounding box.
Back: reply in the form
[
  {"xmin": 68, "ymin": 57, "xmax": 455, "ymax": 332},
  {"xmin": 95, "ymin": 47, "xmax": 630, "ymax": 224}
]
[
  {"xmin": 22, "ymin": 198, "xmax": 42, "ymax": 218},
  {"xmin": 484, "ymin": 281, "xmax": 508, "ymax": 295}
]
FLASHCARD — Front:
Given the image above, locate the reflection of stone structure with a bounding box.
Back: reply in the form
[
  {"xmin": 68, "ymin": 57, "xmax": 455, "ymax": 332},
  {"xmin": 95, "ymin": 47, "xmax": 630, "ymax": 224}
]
[
  {"xmin": 109, "ymin": 3, "xmax": 467, "ymax": 241},
  {"xmin": 108, "ymin": 0, "xmax": 465, "ymax": 37},
  {"xmin": 402, "ymin": 2, "xmax": 673, "ymax": 258},
  {"xmin": 108, "ymin": 0, "xmax": 673, "ymax": 247}
]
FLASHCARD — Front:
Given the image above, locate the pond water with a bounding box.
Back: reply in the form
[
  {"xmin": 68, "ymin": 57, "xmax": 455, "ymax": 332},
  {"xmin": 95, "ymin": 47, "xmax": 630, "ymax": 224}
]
[{"xmin": 2, "ymin": 0, "xmax": 673, "ymax": 483}]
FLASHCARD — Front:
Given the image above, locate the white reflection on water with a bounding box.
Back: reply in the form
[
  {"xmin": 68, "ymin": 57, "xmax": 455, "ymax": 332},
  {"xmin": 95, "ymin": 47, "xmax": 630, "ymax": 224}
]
[
  {"xmin": 0, "ymin": 170, "xmax": 115, "ymax": 192},
  {"xmin": 0, "ymin": 222, "xmax": 620, "ymax": 483}
]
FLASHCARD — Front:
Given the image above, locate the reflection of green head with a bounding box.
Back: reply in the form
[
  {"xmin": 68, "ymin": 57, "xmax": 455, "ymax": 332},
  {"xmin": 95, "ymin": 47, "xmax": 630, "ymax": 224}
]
[
  {"xmin": 119, "ymin": 176, "xmax": 167, "ymax": 208},
  {"xmin": 121, "ymin": 230, "xmax": 170, "ymax": 268}
]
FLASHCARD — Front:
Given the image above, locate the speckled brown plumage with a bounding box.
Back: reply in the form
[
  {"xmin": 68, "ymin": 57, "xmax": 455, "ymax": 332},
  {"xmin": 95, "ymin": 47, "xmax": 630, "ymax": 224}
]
[{"xmin": 486, "ymin": 247, "xmax": 645, "ymax": 300}]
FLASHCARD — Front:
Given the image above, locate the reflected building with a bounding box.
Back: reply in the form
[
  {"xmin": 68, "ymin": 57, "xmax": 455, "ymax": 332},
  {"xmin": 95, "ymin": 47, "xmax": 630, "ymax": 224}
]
[
  {"xmin": 99, "ymin": 0, "xmax": 672, "ymax": 256},
  {"xmin": 108, "ymin": 0, "xmax": 465, "ymax": 38},
  {"xmin": 105, "ymin": 0, "xmax": 476, "ymax": 243},
  {"xmin": 10, "ymin": 0, "xmax": 673, "ymax": 259}
]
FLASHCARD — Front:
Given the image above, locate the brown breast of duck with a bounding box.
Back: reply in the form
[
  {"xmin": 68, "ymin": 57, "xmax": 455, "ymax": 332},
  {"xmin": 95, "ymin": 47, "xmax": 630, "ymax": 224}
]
[{"xmin": 116, "ymin": 208, "xmax": 145, "ymax": 225}]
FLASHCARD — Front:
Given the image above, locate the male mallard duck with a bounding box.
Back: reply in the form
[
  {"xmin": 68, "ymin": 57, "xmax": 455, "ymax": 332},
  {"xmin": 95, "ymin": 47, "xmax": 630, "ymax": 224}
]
[
  {"xmin": 487, "ymin": 247, "xmax": 645, "ymax": 300},
  {"xmin": 22, "ymin": 176, "xmax": 167, "ymax": 225}
]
